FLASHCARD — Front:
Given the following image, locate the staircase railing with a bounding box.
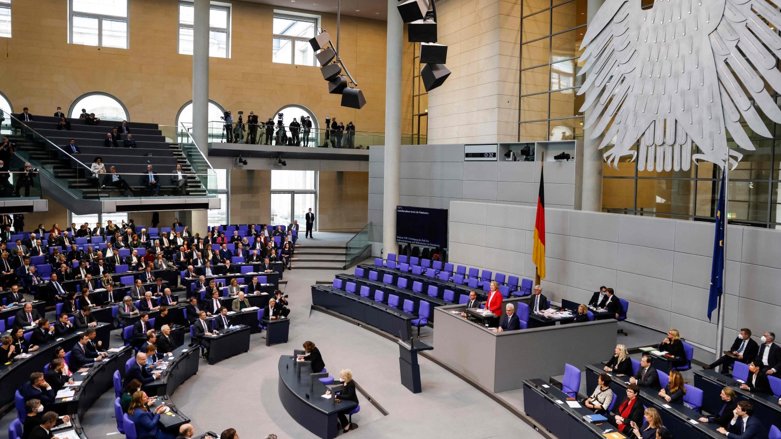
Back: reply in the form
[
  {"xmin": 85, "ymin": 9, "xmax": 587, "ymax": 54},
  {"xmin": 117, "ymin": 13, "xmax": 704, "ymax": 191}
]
[
  {"xmin": 344, "ymin": 223, "xmax": 373, "ymax": 268},
  {"xmin": 178, "ymin": 123, "xmax": 217, "ymax": 192}
]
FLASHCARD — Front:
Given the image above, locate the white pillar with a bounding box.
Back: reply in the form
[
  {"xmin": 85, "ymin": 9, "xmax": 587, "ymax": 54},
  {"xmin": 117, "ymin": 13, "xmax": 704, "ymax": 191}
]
[
  {"xmin": 581, "ymin": 0, "xmax": 604, "ymax": 212},
  {"xmin": 192, "ymin": 0, "xmax": 210, "ymax": 152},
  {"xmin": 382, "ymin": 0, "xmax": 403, "ymax": 256}
]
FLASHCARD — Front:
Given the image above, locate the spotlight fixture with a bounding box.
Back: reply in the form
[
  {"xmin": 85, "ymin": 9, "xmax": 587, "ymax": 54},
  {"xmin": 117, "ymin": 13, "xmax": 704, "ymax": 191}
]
[
  {"xmin": 234, "ymin": 155, "xmax": 248, "ymax": 167},
  {"xmin": 397, "ymin": 0, "xmax": 451, "ymax": 92},
  {"xmin": 309, "ymin": 29, "xmax": 366, "ymax": 109},
  {"xmin": 276, "ymin": 155, "xmax": 287, "ymax": 167},
  {"xmin": 554, "ymin": 152, "xmax": 572, "ymax": 161}
]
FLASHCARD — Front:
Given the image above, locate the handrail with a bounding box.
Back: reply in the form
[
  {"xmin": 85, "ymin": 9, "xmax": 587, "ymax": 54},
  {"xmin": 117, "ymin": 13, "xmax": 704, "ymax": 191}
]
[
  {"xmin": 178, "ymin": 122, "xmax": 215, "ymax": 169},
  {"xmin": 345, "ymin": 222, "xmax": 372, "ymax": 268},
  {"xmin": 8, "ymin": 113, "xmax": 92, "ymax": 172}
]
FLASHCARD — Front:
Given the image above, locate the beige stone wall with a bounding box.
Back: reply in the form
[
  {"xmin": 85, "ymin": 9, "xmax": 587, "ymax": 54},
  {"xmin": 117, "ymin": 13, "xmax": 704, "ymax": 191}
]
[
  {"xmin": 427, "ymin": 0, "xmax": 521, "ymax": 144},
  {"xmin": 229, "ymin": 169, "xmax": 272, "ymax": 225},
  {"xmin": 318, "ymin": 171, "xmax": 368, "ymax": 231},
  {"xmin": 0, "ymin": 0, "xmax": 411, "ymax": 137}
]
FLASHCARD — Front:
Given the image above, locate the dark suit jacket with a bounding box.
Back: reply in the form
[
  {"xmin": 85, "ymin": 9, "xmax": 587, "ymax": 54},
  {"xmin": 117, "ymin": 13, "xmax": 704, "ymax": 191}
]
[
  {"xmin": 708, "ymin": 399, "xmax": 738, "ymax": 428},
  {"xmin": 635, "ymin": 366, "xmax": 660, "ymax": 389},
  {"xmin": 125, "ymin": 361, "xmax": 155, "ymax": 385},
  {"xmin": 19, "ymin": 382, "xmax": 55, "ymax": 407},
  {"xmin": 138, "ymin": 298, "xmax": 157, "ymax": 312},
  {"xmin": 304, "ymin": 347, "xmax": 325, "ymax": 373},
  {"xmin": 157, "ymin": 334, "xmax": 175, "ymax": 354},
  {"xmin": 29, "ymin": 328, "xmax": 53, "ymax": 346},
  {"xmin": 14, "ymin": 309, "xmax": 41, "ymax": 327},
  {"xmin": 213, "ymin": 314, "xmax": 231, "ymax": 331},
  {"xmin": 745, "ymin": 370, "xmax": 771, "ymax": 394},
  {"xmin": 192, "ymin": 319, "xmax": 210, "ymax": 338},
  {"xmin": 69, "ymin": 342, "xmax": 95, "ymax": 370},
  {"xmin": 184, "ymin": 304, "xmax": 201, "ymax": 324},
  {"xmin": 499, "ymin": 313, "xmax": 521, "ymax": 331},
  {"xmin": 133, "ymin": 320, "xmax": 151, "ymax": 339},
  {"xmin": 727, "ymin": 415, "xmax": 766, "ymax": 439},
  {"xmin": 589, "ymin": 291, "xmax": 608, "ymax": 308},
  {"xmin": 44, "ymin": 370, "xmax": 69, "ymax": 393},
  {"xmin": 26, "ymin": 425, "xmax": 52, "ymax": 439},
  {"xmin": 262, "ymin": 306, "xmax": 280, "ymax": 320},
  {"xmin": 530, "ymin": 294, "xmax": 549, "ymax": 312},
  {"xmin": 74, "ymin": 311, "xmax": 96, "ymax": 329},
  {"xmin": 465, "ymin": 299, "xmax": 480, "ymax": 309},
  {"xmin": 604, "ymin": 295, "xmax": 622, "ymax": 317},
  {"xmin": 727, "ymin": 337, "xmax": 759, "ymax": 364},
  {"xmin": 756, "ymin": 343, "xmax": 781, "ymax": 371},
  {"xmin": 54, "ymin": 321, "xmax": 73, "ymax": 336}
]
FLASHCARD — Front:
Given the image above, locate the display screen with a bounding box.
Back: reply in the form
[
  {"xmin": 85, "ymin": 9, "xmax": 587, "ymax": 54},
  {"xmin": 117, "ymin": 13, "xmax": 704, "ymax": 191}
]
[{"xmin": 396, "ymin": 206, "xmax": 448, "ymax": 249}]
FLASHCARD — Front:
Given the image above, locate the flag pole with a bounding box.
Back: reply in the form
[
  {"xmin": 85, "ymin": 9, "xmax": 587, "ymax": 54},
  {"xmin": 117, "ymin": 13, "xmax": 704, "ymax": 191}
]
[{"xmin": 715, "ymin": 160, "xmax": 729, "ymax": 358}]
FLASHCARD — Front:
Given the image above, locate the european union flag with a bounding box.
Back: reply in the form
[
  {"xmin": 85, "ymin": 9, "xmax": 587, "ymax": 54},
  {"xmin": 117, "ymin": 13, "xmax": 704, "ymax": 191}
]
[{"xmin": 707, "ymin": 173, "xmax": 726, "ymax": 321}]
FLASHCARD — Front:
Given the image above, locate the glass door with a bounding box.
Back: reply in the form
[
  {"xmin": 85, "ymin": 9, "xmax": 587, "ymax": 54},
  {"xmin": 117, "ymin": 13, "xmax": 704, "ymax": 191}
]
[
  {"xmin": 294, "ymin": 193, "xmax": 315, "ymax": 228},
  {"xmin": 270, "ymin": 192, "xmax": 292, "ymax": 225}
]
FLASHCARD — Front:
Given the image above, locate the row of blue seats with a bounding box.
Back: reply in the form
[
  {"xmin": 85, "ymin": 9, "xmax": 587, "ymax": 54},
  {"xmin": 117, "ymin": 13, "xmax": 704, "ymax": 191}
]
[
  {"xmin": 330, "ymin": 278, "xmax": 430, "ymax": 331},
  {"xmin": 6, "ymin": 225, "xmax": 186, "ymax": 242}
]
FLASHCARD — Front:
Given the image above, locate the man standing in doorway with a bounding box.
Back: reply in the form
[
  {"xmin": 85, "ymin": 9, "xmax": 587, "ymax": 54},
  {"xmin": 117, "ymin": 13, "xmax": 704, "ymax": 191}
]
[{"xmin": 305, "ymin": 208, "xmax": 315, "ymax": 239}]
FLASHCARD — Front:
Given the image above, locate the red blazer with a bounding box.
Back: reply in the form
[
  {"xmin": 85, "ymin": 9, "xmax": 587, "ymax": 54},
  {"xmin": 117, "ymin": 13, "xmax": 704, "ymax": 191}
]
[{"xmin": 486, "ymin": 290, "xmax": 503, "ymax": 317}]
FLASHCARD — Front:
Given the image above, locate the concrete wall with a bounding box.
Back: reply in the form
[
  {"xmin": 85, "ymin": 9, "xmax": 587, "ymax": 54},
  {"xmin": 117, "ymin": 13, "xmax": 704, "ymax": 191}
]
[
  {"xmin": 427, "ymin": 0, "xmax": 521, "ymax": 143},
  {"xmin": 368, "ymin": 144, "xmax": 575, "ymax": 241},
  {"xmin": 447, "ymin": 200, "xmax": 781, "ymax": 352}
]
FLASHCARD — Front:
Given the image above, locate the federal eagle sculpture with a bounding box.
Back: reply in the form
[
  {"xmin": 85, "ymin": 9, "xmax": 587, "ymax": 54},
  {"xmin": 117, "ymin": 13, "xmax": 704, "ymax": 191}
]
[{"xmin": 578, "ymin": 0, "xmax": 781, "ymax": 170}]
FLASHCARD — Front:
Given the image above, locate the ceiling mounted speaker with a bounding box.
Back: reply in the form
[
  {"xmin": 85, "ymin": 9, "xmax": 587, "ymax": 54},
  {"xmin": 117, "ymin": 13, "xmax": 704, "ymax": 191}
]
[
  {"xmin": 397, "ymin": 0, "xmax": 428, "ymax": 23},
  {"xmin": 341, "ymin": 88, "xmax": 367, "ymax": 109},
  {"xmin": 421, "ymin": 63, "xmax": 451, "ymax": 91},
  {"xmin": 420, "ymin": 42, "xmax": 447, "ymax": 64},
  {"xmin": 408, "ymin": 19, "xmax": 437, "ymax": 43},
  {"xmin": 321, "ymin": 63, "xmax": 342, "ymax": 81},
  {"xmin": 328, "ymin": 76, "xmax": 348, "ymax": 94},
  {"xmin": 309, "ymin": 32, "xmax": 331, "ymax": 51},
  {"xmin": 316, "ymin": 47, "xmax": 336, "ymax": 66}
]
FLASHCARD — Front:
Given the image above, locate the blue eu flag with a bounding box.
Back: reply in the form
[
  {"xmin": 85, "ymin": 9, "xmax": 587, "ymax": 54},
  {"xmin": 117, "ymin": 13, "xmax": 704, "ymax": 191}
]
[{"xmin": 707, "ymin": 173, "xmax": 726, "ymax": 321}]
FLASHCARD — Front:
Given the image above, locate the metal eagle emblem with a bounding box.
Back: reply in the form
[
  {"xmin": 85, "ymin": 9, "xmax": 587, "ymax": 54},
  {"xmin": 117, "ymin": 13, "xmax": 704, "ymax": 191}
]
[{"xmin": 578, "ymin": 0, "xmax": 781, "ymax": 170}]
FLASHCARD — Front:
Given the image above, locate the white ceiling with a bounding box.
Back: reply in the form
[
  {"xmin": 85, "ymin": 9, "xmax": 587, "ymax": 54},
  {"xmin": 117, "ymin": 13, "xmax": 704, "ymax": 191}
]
[{"xmin": 241, "ymin": 0, "xmax": 389, "ymax": 21}]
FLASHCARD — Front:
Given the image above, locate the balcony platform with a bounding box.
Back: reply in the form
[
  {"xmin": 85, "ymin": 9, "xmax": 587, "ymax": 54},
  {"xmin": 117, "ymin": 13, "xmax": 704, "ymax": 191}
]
[
  {"xmin": 208, "ymin": 143, "xmax": 369, "ymax": 161},
  {"xmin": 0, "ymin": 198, "xmax": 48, "ymax": 214}
]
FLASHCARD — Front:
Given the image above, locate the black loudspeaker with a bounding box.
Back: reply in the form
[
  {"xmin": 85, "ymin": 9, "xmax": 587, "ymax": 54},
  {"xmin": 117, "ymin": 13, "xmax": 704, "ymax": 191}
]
[
  {"xmin": 341, "ymin": 88, "xmax": 366, "ymax": 109},
  {"xmin": 316, "ymin": 47, "xmax": 336, "ymax": 66},
  {"xmin": 309, "ymin": 32, "xmax": 331, "ymax": 51},
  {"xmin": 420, "ymin": 43, "xmax": 447, "ymax": 64},
  {"xmin": 321, "ymin": 63, "xmax": 342, "ymax": 81},
  {"xmin": 421, "ymin": 63, "xmax": 451, "ymax": 91},
  {"xmin": 397, "ymin": 0, "xmax": 428, "ymax": 23},
  {"xmin": 328, "ymin": 76, "xmax": 348, "ymax": 94},
  {"xmin": 408, "ymin": 19, "xmax": 437, "ymax": 43}
]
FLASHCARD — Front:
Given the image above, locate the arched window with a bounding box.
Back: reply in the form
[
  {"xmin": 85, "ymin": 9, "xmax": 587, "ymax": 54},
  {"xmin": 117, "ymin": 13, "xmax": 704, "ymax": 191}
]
[
  {"xmin": 175, "ymin": 100, "xmax": 225, "ymax": 143},
  {"xmin": 0, "ymin": 92, "xmax": 12, "ymax": 132},
  {"xmin": 275, "ymin": 105, "xmax": 318, "ymax": 146},
  {"xmin": 69, "ymin": 92, "xmax": 129, "ymax": 122}
]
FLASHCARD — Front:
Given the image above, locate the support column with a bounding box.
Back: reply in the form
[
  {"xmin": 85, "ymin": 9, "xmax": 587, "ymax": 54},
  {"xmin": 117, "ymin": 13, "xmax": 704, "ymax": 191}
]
[
  {"xmin": 192, "ymin": 0, "xmax": 210, "ymax": 152},
  {"xmin": 580, "ymin": 0, "xmax": 604, "ymax": 212},
  {"xmin": 382, "ymin": 0, "xmax": 403, "ymax": 256}
]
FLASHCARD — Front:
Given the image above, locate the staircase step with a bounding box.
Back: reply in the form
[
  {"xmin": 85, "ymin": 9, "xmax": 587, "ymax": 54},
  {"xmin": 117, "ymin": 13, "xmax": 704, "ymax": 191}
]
[
  {"xmin": 290, "ymin": 261, "xmax": 345, "ymax": 270},
  {"xmin": 292, "ymin": 255, "xmax": 346, "ymax": 262}
]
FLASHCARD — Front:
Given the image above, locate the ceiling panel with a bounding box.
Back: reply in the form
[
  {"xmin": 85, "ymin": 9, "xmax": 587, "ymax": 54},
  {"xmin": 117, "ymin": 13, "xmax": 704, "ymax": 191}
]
[{"xmin": 241, "ymin": 0, "xmax": 389, "ymax": 21}]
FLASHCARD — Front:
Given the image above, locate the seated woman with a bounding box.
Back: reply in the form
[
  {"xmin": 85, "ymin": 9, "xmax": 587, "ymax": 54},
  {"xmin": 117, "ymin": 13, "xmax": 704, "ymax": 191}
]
[
  {"xmin": 335, "ymin": 369, "xmax": 359, "ymax": 434},
  {"xmin": 612, "ymin": 384, "xmax": 643, "ymax": 435},
  {"xmin": 583, "ymin": 372, "xmax": 614, "ymax": 414},
  {"xmin": 301, "ymin": 340, "xmax": 325, "ymax": 373},
  {"xmin": 698, "ymin": 387, "xmax": 738, "ymax": 428},
  {"xmin": 0, "ymin": 335, "xmax": 18, "ymax": 364},
  {"xmin": 44, "ymin": 358, "xmax": 72, "ymax": 393},
  {"xmin": 604, "ymin": 344, "xmax": 633, "ymax": 376},
  {"xmin": 52, "ymin": 347, "xmax": 72, "ymax": 376},
  {"xmin": 127, "ymin": 390, "xmax": 176, "ymax": 439},
  {"xmin": 631, "ymin": 407, "xmax": 663, "ymax": 439},
  {"xmin": 120, "ymin": 379, "xmax": 143, "ymax": 413},
  {"xmin": 228, "ymin": 278, "xmax": 241, "ymax": 297},
  {"xmin": 658, "ymin": 328, "xmax": 687, "ymax": 368},
  {"xmin": 281, "ymin": 241, "xmax": 293, "ymax": 270},
  {"xmin": 11, "ymin": 327, "xmax": 37, "ymax": 353},
  {"xmin": 573, "ymin": 304, "xmax": 590, "ymax": 322},
  {"xmin": 658, "ymin": 369, "xmax": 685, "ymax": 403}
]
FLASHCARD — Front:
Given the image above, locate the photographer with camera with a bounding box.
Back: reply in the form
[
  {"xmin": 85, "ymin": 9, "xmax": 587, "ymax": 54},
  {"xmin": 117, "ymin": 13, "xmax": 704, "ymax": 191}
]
[
  {"xmin": 302, "ymin": 116, "xmax": 312, "ymax": 147},
  {"xmin": 289, "ymin": 118, "xmax": 301, "ymax": 146},
  {"xmin": 221, "ymin": 111, "xmax": 234, "ymax": 143},
  {"xmin": 264, "ymin": 118, "xmax": 274, "ymax": 145},
  {"xmin": 273, "ymin": 290, "xmax": 290, "ymax": 318},
  {"xmin": 275, "ymin": 115, "xmax": 287, "ymax": 146},
  {"xmin": 14, "ymin": 162, "xmax": 37, "ymax": 197}
]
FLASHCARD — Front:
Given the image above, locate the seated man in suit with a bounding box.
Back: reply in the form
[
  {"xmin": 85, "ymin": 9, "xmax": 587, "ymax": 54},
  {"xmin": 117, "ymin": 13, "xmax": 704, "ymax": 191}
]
[
  {"xmin": 54, "ymin": 313, "xmax": 74, "ymax": 336},
  {"xmin": 739, "ymin": 361, "xmax": 772, "ymax": 394},
  {"xmin": 231, "ymin": 292, "xmax": 251, "ymax": 311},
  {"xmin": 19, "ymin": 373, "xmax": 55, "ymax": 410},
  {"xmin": 69, "ymin": 333, "xmax": 97, "ymax": 370},
  {"xmin": 602, "ymin": 287, "xmax": 622, "ymax": 319},
  {"xmin": 629, "ymin": 354, "xmax": 660, "ymax": 389},
  {"xmin": 706, "ymin": 328, "xmax": 759, "ymax": 373},
  {"xmin": 213, "ymin": 307, "xmax": 231, "ymax": 332},
  {"xmin": 130, "ymin": 278, "xmax": 146, "ymax": 300},
  {"xmin": 192, "ymin": 311, "xmax": 213, "ymax": 355},
  {"xmin": 132, "ymin": 313, "xmax": 153, "ymax": 347},
  {"xmin": 125, "ymin": 352, "xmax": 161, "ymax": 386},
  {"xmin": 7, "ymin": 283, "xmax": 25, "ymax": 304},
  {"xmin": 263, "ymin": 298, "xmax": 281, "ymax": 321},
  {"xmin": 159, "ymin": 287, "xmax": 178, "ymax": 307},
  {"xmin": 116, "ymin": 296, "xmax": 140, "ymax": 327},
  {"xmin": 461, "ymin": 290, "xmax": 481, "ymax": 318},
  {"xmin": 75, "ymin": 305, "xmax": 98, "ymax": 329},
  {"xmin": 185, "ymin": 297, "xmax": 202, "ymax": 325},
  {"xmin": 204, "ymin": 289, "xmax": 223, "ymax": 316},
  {"xmin": 27, "ymin": 411, "xmax": 59, "ymax": 439},
  {"xmin": 247, "ymin": 276, "xmax": 266, "ymax": 294},
  {"xmin": 530, "ymin": 285, "xmax": 549, "ymax": 314},
  {"xmin": 496, "ymin": 303, "xmax": 521, "ymax": 333},
  {"xmin": 14, "ymin": 303, "xmax": 41, "ymax": 328},
  {"xmin": 716, "ymin": 400, "xmax": 766, "ymax": 438},
  {"xmin": 157, "ymin": 325, "xmax": 175, "ymax": 354},
  {"xmin": 29, "ymin": 319, "xmax": 55, "ymax": 346},
  {"xmin": 85, "ymin": 328, "xmax": 106, "ymax": 359},
  {"xmin": 138, "ymin": 291, "xmax": 159, "ymax": 312},
  {"xmin": 756, "ymin": 331, "xmax": 781, "ymax": 377},
  {"xmin": 588, "ymin": 286, "xmax": 609, "ymax": 309}
]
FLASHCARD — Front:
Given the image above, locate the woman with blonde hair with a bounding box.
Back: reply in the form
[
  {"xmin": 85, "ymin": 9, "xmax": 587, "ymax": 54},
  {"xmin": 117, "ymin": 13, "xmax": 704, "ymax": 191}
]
[
  {"xmin": 604, "ymin": 344, "xmax": 632, "ymax": 376},
  {"xmin": 658, "ymin": 369, "xmax": 686, "ymax": 403},
  {"xmin": 658, "ymin": 328, "xmax": 687, "ymax": 368},
  {"xmin": 335, "ymin": 369, "xmax": 359, "ymax": 433},
  {"xmin": 631, "ymin": 407, "xmax": 663, "ymax": 439}
]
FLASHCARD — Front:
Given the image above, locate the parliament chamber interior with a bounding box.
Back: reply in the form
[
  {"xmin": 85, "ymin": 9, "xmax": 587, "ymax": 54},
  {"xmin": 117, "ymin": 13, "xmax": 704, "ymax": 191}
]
[{"xmin": 0, "ymin": 0, "xmax": 781, "ymax": 438}]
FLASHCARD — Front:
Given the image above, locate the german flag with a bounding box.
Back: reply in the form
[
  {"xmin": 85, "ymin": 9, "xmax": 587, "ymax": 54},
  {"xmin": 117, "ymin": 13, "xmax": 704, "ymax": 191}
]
[{"xmin": 532, "ymin": 165, "xmax": 546, "ymax": 280}]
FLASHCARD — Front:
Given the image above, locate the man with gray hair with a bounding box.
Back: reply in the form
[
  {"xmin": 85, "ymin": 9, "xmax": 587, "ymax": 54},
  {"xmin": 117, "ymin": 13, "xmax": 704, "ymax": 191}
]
[
  {"xmin": 531, "ymin": 285, "xmax": 549, "ymax": 314},
  {"xmin": 496, "ymin": 303, "xmax": 520, "ymax": 333}
]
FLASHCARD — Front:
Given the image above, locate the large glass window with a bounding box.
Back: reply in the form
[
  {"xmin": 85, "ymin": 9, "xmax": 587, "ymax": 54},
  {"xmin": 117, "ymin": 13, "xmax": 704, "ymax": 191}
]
[
  {"xmin": 270, "ymin": 170, "xmax": 316, "ymax": 226},
  {"xmin": 179, "ymin": 1, "xmax": 231, "ymax": 58},
  {"xmin": 276, "ymin": 105, "xmax": 318, "ymax": 147},
  {"xmin": 175, "ymin": 100, "xmax": 225, "ymax": 143},
  {"xmin": 272, "ymin": 12, "xmax": 319, "ymax": 66},
  {"xmin": 69, "ymin": 93, "xmax": 128, "ymax": 122},
  {"xmin": 70, "ymin": 212, "xmax": 128, "ymax": 229},
  {"xmin": 69, "ymin": 0, "xmax": 128, "ymax": 49},
  {"xmin": 0, "ymin": 0, "xmax": 11, "ymax": 38},
  {"xmin": 0, "ymin": 92, "xmax": 12, "ymax": 133}
]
